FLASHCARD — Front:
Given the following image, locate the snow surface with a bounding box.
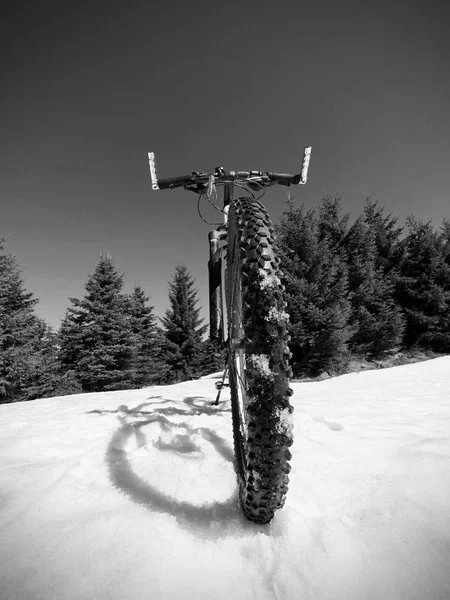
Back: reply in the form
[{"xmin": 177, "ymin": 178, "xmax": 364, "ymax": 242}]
[{"xmin": 1, "ymin": 358, "xmax": 450, "ymax": 600}]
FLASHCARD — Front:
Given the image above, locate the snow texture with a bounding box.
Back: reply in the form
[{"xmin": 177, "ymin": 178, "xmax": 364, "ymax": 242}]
[
  {"xmin": 1, "ymin": 357, "xmax": 450, "ymax": 600},
  {"xmin": 265, "ymin": 306, "xmax": 290, "ymax": 324},
  {"xmin": 258, "ymin": 268, "xmax": 281, "ymax": 289},
  {"xmin": 247, "ymin": 354, "xmax": 273, "ymax": 379},
  {"xmin": 276, "ymin": 406, "xmax": 294, "ymax": 438}
]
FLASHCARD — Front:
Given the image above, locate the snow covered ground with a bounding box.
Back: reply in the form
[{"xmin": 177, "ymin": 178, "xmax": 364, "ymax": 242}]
[{"xmin": 1, "ymin": 357, "xmax": 449, "ymax": 600}]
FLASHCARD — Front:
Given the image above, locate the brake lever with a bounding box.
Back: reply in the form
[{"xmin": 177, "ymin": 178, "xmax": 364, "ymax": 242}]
[
  {"xmin": 185, "ymin": 183, "xmax": 209, "ymax": 194},
  {"xmin": 247, "ymin": 176, "xmax": 272, "ymax": 191}
]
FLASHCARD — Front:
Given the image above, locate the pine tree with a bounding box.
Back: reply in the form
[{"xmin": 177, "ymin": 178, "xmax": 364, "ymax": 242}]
[
  {"xmin": 275, "ymin": 199, "xmax": 352, "ymax": 376},
  {"xmin": 441, "ymin": 218, "xmax": 450, "ymax": 262},
  {"xmin": 22, "ymin": 321, "xmax": 82, "ymax": 400},
  {"xmin": 317, "ymin": 195, "xmax": 350, "ymax": 252},
  {"xmin": 161, "ymin": 264, "xmax": 208, "ymax": 382},
  {"xmin": 362, "ymin": 197, "xmax": 404, "ymax": 274},
  {"xmin": 0, "ymin": 238, "xmax": 78, "ymax": 402},
  {"xmin": 395, "ymin": 217, "xmax": 450, "ymax": 351},
  {"xmin": 0, "ymin": 242, "xmax": 41, "ymax": 401},
  {"xmin": 58, "ymin": 254, "xmax": 133, "ymax": 392},
  {"xmin": 438, "ymin": 219, "xmax": 450, "ymax": 347},
  {"xmin": 344, "ymin": 213, "xmax": 405, "ymax": 357},
  {"xmin": 200, "ymin": 337, "xmax": 225, "ymax": 375},
  {"xmin": 127, "ymin": 284, "xmax": 163, "ymax": 387}
]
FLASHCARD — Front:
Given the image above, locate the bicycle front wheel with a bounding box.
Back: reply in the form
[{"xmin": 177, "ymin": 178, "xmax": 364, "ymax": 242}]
[{"xmin": 227, "ymin": 197, "xmax": 294, "ymax": 524}]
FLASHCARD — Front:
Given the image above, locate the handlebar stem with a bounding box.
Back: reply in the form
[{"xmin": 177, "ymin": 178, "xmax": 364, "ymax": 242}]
[{"xmin": 223, "ymin": 182, "xmax": 233, "ymax": 208}]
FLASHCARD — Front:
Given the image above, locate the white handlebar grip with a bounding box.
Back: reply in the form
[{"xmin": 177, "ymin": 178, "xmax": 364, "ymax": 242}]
[
  {"xmin": 300, "ymin": 146, "xmax": 312, "ymax": 184},
  {"xmin": 148, "ymin": 152, "xmax": 159, "ymax": 190}
]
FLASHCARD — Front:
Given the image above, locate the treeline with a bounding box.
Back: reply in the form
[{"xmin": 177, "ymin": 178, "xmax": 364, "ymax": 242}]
[
  {"xmin": 275, "ymin": 197, "xmax": 450, "ymax": 376},
  {"xmin": 2, "ymin": 196, "xmax": 449, "ymax": 402},
  {"xmin": 0, "ymin": 243, "xmax": 221, "ymax": 403}
]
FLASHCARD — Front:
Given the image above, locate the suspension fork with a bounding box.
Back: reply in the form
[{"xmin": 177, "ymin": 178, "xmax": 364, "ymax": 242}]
[
  {"xmin": 207, "ymin": 182, "xmax": 233, "ymax": 341},
  {"xmin": 209, "ymin": 182, "xmax": 234, "ymax": 404},
  {"xmin": 208, "ymin": 230, "xmax": 224, "ymax": 341}
]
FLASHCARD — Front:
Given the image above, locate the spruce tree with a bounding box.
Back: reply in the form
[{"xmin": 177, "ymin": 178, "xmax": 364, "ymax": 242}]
[
  {"xmin": 275, "ymin": 199, "xmax": 352, "ymax": 376},
  {"xmin": 395, "ymin": 217, "xmax": 450, "ymax": 351},
  {"xmin": 23, "ymin": 321, "xmax": 82, "ymax": 400},
  {"xmin": 59, "ymin": 254, "xmax": 133, "ymax": 391},
  {"xmin": 199, "ymin": 337, "xmax": 225, "ymax": 375},
  {"xmin": 439, "ymin": 219, "xmax": 450, "ymax": 347},
  {"xmin": 362, "ymin": 197, "xmax": 404, "ymax": 273},
  {"xmin": 317, "ymin": 195, "xmax": 350, "ymax": 252},
  {"xmin": 127, "ymin": 284, "xmax": 162, "ymax": 387},
  {"xmin": 344, "ymin": 214, "xmax": 404, "ymax": 357},
  {"xmin": 161, "ymin": 264, "xmax": 207, "ymax": 382},
  {"xmin": 0, "ymin": 239, "xmax": 40, "ymax": 402},
  {"xmin": 441, "ymin": 218, "xmax": 450, "ymax": 254},
  {"xmin": 0, "ymin": 238, "xmax": 78, "ymax": 402}
]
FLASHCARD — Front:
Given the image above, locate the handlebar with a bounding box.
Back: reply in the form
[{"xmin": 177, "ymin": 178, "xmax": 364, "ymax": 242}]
[
  {"xmin": 148, "ymin": 147, "xmax": 311, "ymax": 191},
  {"xmin": 157, "ymin": 174, "xmax": 197, "ymax": 190}
]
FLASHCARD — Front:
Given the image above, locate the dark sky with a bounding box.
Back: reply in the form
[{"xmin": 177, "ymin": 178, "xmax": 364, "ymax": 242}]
[{"xmin": 2, "ymin": 1, "xmax": 449, "ymax": 329}]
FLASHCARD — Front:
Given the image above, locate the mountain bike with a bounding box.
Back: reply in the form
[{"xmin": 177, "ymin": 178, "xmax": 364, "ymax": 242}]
[{"xmin": 147, "ymin": 147, "xmax": 312, "ymax": 524}]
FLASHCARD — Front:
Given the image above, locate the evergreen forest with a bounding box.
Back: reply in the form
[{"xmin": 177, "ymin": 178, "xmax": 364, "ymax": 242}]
[{"xmin": 1, "ymin": 197, "xmax": 449, "ymax": 403}]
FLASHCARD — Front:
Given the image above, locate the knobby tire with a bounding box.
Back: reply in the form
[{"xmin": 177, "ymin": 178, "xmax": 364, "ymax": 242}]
[{"xmin": 227, "ymin": 197, "xmax": 294, "ymax": 524}]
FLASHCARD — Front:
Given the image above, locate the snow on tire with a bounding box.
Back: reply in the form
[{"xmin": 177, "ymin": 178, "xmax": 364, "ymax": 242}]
[{"xmin": 227, "ymin": 196, "xmax": 294, "ymax": 524}]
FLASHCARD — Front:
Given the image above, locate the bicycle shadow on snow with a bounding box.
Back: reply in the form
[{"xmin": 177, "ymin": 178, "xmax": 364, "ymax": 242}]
[{"xmin": 89, "ymin": 396, "xmax": 275, "ymax": 539}]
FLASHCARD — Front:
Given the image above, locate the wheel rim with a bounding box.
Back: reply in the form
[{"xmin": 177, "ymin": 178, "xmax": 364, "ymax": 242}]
[
  {"xmin": 235, "ymin": 350, "xmax": 247, "ymax": 445},
  {"xmin": 229, "ymin": 236, "xmax": 248, "ymax": 476}
]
